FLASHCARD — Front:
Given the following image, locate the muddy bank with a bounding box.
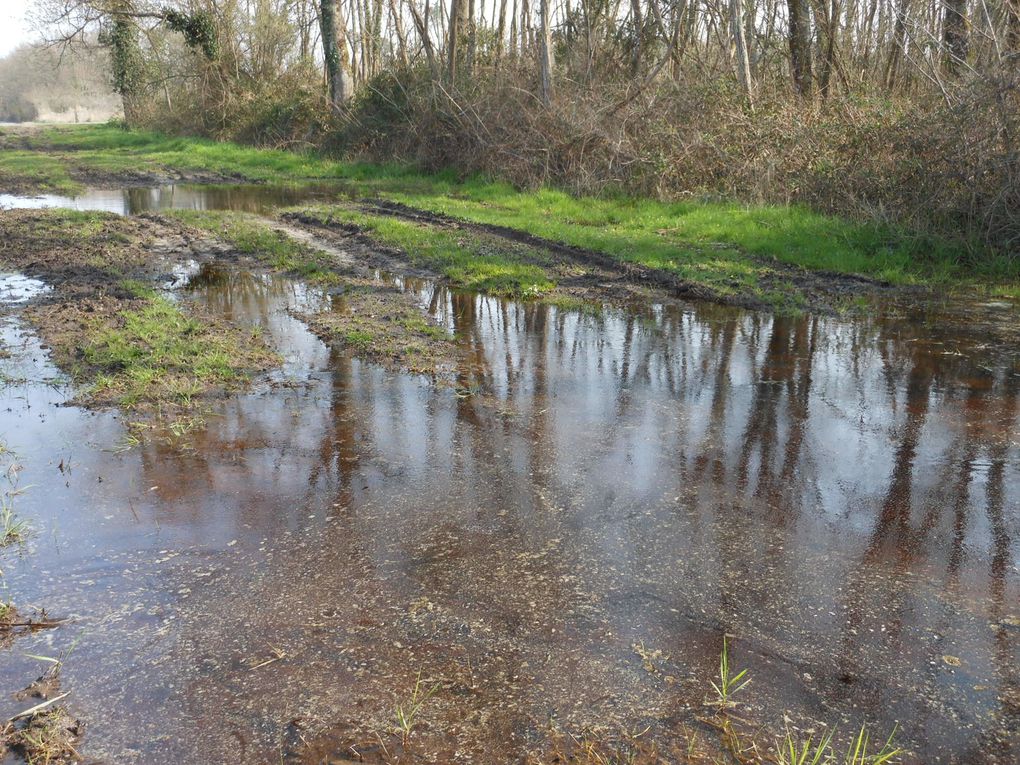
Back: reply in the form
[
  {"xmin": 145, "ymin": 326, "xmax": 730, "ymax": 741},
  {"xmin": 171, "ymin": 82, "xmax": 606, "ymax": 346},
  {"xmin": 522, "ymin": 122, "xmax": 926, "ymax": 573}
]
[
  {"xmin": 0, "ymin": 209, "xmax": 278, "ymax": 414},
  {"xmin": 1, "ymin": 668, "xmax": 83, "ymax": 764},
  {"xmin": 0, "ymin": 160, "xmax": 247, "ymax": 197},
  {"xmin": 0, "ymin": 129, "xmax": 247, "ymax": 195},
  {"xmin": 295, "ymin": 279, "xmax": 464, "ymax": 378},
  {"xmin": 282, "ymin": 209, "xmax": 676, "ymax": 307},
  {"xmin": 159, "ymin": 211, "xmax": 479, "ymax": 378},
  {"xmin": 286, "ymin": 204, "xmax": 895, "ymax": 314}
]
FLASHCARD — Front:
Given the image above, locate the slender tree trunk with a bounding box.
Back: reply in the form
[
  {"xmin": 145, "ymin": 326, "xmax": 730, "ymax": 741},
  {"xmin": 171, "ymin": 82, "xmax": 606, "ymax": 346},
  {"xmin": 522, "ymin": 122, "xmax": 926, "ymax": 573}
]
[
  {"xmin": 811, "ymin": 0, "xmax": 838, "ymax": 97},
  {"xmin": 388, "ymin": 0, "xmax": 410, "ymax": 67},
  {"xmin": 787, "ymin": 0, "xmax": 814, "ymax": 96},
  {"xmin": 730, "ymin": 0, "xmax": 756, "ymax": 108},
  {"xmin": 468, "ymin": 0, "xmax": 478, "ymax": 71},
  {"xmin": 630, "ymin": 0, "xmax": 644, "ymax": 74},
  {"xmin": 406, "ymin": 0, "xmax": 438, "ymax": 74},
  {"xmin": 539, "ymin": 0, "xmax": 555, "ymax": 104},
  {"xmin": 320, "ymin": 0, "xmax": 349, "ymax": 108},
  {"xmin": 942, "ymin": 0, "xmax": 968, "ymax": 74},
  {"xmin": 448, "ymin": 0, "xmax": 470, "ymax": 79},
  {"xmin": 496, "ymin": 0, "xmax": 509, "ymax": 59},
  {"xmin": 1009, "ymin": 0, "xmax": 1020, "ymax": 51},
  {"xmin": 884, "ymin": 0, "xmax": 909, "ymax": 90}
]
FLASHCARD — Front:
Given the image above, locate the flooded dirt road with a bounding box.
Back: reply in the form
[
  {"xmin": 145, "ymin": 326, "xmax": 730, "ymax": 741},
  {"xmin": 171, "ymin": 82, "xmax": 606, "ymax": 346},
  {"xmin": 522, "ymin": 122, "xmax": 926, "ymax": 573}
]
[{"xmin": 0, "ymin": 189, "xmax": 1018, "ymax": 763}]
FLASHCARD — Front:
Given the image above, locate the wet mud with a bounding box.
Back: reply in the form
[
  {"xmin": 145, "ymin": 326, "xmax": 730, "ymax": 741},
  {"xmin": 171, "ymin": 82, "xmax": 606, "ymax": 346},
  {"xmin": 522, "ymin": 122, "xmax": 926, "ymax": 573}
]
[
  {"xmin": 294, "ymin": 278, "xmax": 465, "ymax": 378},
  {"xmin": 0, "ymin": 188, "xmax": 1018, "ymax": 764},
  {"xmin": 0, "ymin": 210, "xmax": 278, "ymax": 413}
]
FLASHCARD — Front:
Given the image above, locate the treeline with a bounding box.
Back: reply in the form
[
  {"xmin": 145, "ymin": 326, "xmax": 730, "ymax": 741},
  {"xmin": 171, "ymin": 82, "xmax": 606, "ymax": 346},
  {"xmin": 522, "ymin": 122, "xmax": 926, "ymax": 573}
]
[{"xmin": 40, "ymin": 0, "xmax": 1020, "ymax": 253}]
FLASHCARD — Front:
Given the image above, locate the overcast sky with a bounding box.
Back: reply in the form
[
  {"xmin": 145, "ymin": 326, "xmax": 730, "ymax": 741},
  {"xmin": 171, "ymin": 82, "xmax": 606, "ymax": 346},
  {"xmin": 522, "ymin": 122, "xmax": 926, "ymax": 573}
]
[{"xmin": 0, "ymin": 0, "xmax": 38, "ymax": 58}]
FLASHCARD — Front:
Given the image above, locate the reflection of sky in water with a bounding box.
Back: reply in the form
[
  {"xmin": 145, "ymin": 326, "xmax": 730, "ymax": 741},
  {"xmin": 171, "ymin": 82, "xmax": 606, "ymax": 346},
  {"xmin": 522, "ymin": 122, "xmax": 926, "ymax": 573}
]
[
  {"xmin": 0, "ymin": 260, "xmax": 1017, "ymax": 761},
  {"xmin": 0, "ymin": 182, "xmax": 345, "ymax": 215},
  {"xmin": 0, "ymin": 272, "xmax": 49, "ymax": 303}
]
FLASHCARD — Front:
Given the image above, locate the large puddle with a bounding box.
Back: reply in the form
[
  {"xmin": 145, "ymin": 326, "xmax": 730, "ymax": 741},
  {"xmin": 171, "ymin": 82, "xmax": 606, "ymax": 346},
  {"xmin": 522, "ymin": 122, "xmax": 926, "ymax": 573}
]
[
  {"xmin": 0, "ymin": 182, "xmax": 345, "ymax": 215},
  {"xmin": 0, "ymin": 195, "xmax": 1018, "ymax": 762}
]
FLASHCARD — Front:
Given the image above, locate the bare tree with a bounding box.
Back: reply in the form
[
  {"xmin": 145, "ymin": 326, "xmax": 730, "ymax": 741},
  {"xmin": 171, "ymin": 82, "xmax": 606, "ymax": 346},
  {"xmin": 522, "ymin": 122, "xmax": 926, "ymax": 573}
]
[
  {"xmin": 539, "ymin": 0, "xmax": 554, "ymax": 104},
  {"xmin": 787, "ymin": 0, "xmax": 813, "ymax": 96},
  {"xmin": 731, "ymin": 0, "xmax": 755, "ymax": 107},
  {"xmin": 942, "ymin": 0, "xmax": 969, "ymax": 74}
]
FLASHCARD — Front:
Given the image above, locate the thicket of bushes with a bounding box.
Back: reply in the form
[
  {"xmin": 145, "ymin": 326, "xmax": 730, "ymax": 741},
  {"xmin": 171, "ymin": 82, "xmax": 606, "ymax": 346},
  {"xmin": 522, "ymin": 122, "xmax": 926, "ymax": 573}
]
[{"xmin": 0, "ymin": 94, "xmax": 39, "ymax": 123}]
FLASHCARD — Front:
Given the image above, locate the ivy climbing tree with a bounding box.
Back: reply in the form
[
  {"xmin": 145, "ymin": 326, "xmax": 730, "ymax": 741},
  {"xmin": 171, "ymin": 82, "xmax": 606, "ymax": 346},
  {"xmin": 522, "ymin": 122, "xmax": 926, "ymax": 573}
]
[
  {"xmin": 55, "ymin": 2, "xmax": 220, "ymax": 127},
  {"xmin": 105, "ymin": 13, "xmax": 144, "ymax": 125},
  {"xmin": 160, "ymin": 9, "xmax": 218, "ymax": 60}
]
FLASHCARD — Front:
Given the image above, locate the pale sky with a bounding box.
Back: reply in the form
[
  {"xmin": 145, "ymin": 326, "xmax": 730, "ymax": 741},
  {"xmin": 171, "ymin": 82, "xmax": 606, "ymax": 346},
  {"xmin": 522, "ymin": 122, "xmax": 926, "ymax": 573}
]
[{"xmin": 0, "ymin": 0, "xmax": 38, "ymax": 58}]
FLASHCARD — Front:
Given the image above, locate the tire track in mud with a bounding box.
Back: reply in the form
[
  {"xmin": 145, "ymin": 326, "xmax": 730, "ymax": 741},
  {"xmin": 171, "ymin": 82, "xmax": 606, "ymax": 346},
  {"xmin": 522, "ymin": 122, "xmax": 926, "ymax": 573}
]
[{"xmin": 351, "ymin": 198, "xmax": 896, "ymax": 310}]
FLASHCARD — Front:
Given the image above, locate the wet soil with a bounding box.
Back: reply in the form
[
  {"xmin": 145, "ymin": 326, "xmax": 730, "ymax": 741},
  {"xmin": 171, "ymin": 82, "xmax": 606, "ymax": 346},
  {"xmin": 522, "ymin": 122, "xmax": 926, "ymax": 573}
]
[
  {"xmin": 282, "ymin": 210, "xmax": 691, "ymax": 308},
  {"xmin": 0, "ymin": 210, "xmax": 279, "ymax": 412},
  {"xmin": 295, "ymin": 279, "xmax": 465, "ymax": 378},
  {"xmin": 0, "ymin": 158, "xmax": 246, "ymax": 197},
  {"xmin": 1, "ymin": 671, "xmax": 83, "ymax": 764},
  {"xmin": 0, "ymin": 129, "xmax": 247, "ymax": 194},
  {"xmin": 0, "ymin": 187, "xmax": 1018, "ymax": 764}
]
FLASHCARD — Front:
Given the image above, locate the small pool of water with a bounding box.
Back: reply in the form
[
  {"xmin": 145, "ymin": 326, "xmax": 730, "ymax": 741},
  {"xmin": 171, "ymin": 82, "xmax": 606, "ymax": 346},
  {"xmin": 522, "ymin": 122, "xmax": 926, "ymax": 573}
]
[
  {"xmin": 0, "ymin": 273, "xmax": 49, "ymax": 304},
  {"xmin": 0, "ymin": 182, "xmax": 348, "ymax": 216}
]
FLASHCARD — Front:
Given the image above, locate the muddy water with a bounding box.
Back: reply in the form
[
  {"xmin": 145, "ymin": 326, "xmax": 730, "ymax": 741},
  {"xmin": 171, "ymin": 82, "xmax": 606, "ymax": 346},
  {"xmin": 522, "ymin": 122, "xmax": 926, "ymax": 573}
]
[
  {"xmin": 0, "ymin": 252, "xmax": 1019, "ymax": 759},
  {"xmin": 0, "ymin": 183, "xmax": 345, "ymax": 215}
]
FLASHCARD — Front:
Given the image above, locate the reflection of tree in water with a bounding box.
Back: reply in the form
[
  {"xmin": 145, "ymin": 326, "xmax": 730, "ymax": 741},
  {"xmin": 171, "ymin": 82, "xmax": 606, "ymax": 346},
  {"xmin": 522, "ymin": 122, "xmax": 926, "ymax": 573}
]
[{"xmin": 126, "ymin": 277, "xmax": 1018, "ymax": 758}]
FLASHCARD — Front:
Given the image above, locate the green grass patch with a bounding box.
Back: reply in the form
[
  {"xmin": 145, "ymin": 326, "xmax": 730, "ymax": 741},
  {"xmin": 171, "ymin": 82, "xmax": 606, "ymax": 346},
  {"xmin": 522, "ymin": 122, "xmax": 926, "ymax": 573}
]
[
  {"xmin": 298, "ymin": 207, "xmax": 555, "ymax": 296},
  {"xmin": 0, "ymin": 150, "xmax": 81, "ymax": 193},
  {"xmin": 380, "ymin": 182, "xmax": 1005, "ymax": 287},
  {"xmin": 16, "ymin": 123, "xmax": 415, "ymax": 186},
  {"xmin": 82, "ymin": 293, "xmax": 277, "ymax": 408},
  {"xmin": 165, "ymin": 210, "xmax": 337, "ymax": 281}
]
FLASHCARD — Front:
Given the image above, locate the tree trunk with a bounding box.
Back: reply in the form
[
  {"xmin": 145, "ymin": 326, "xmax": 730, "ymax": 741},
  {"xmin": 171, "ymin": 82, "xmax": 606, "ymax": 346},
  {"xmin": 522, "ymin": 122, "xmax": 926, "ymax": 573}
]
[
  {"xmin": 730, "ymin": 0, "xmax": 755, "ymax": 108},
  {"xmin": 630, "ymin": 0, "xmax": 644, "ymax": 74},
  {"xmin": 110, "ymin": 11, "xmax": 144, "ymax": 126},
  {"xmin": 1010, "ymin": 0, "xmax": 1020, "ymax": 52},
  {"xmin": 884, "ymin": 0, "xmax": 910, "ymax": 91},
  {"xmin": 320, "ymin": 0, "xmax": 350, "ymax": 109},
  {"xmin": 539, "ymin": 0, "xmax": 555, "ymax": 104},
  {"xmin": 388, "ymin": 0, "xmax": 410, "ymax": 67},
  {"xmin": 496, "ymin": 0, "xmax": 509, "ymax": 60},
  {"xmin": 406, "ymin": 0, "xmax": 438, "ymax": 75},
  {"xmin": 942, "ymin": 0, "xmax": 968, "ymax": 75},
  {"xmin": 810, "ymin": 0, "xmax": 837, "ymax": 97},
  {"xmin": 448, "ymin": 0, "xmax": 470, "ymax": 79},
  {"xmin": 787, "ymin": 0, "xmax": 814, "ymax": 96}
]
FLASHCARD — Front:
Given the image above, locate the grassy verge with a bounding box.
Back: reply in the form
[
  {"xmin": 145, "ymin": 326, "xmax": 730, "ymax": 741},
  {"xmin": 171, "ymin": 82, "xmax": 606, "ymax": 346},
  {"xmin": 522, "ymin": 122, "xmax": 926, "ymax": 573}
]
[
  {"xmin": 0, "ymin": 150, "xmax": 82, "ymax": 194},
  {"xmin": 4, "ymin": 124, "xmax": 1017, "ymax": 301}
]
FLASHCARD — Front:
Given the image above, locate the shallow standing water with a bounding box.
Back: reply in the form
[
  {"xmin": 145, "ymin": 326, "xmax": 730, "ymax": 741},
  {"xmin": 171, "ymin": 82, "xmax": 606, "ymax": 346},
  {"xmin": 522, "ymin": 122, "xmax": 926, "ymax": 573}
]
[
  {"xmin": 0, "ymin": 192, "xmax": 1018, "ymax": 763},
  {"xmin": 0, "ymin": 182, "xmax": 345, "ymax": 215}
]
